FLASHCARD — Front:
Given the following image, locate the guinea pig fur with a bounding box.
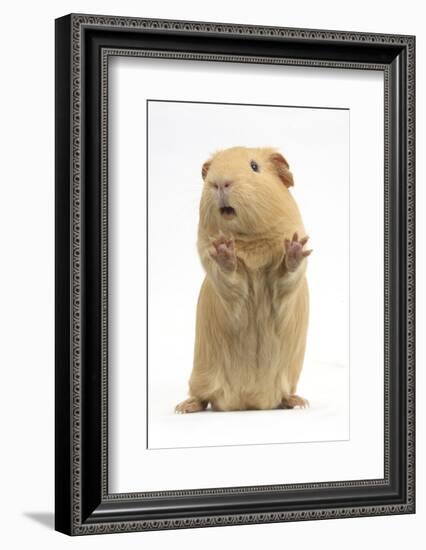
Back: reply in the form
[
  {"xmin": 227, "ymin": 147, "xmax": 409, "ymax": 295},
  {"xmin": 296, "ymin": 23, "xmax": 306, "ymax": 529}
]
[{"xmin": 175, "ymin": 146, "xmax": 312, "ymax": 413}]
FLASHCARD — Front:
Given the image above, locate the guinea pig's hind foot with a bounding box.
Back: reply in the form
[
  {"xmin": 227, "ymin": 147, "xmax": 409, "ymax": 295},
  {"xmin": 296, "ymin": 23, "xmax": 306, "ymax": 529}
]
[
  {"xmin": 175, "ymin": 398, "xmax": 208, "ymax": 414},
  {"xmin": 280, "ymin": 394, "xmax": 309, "ymax": 409}
]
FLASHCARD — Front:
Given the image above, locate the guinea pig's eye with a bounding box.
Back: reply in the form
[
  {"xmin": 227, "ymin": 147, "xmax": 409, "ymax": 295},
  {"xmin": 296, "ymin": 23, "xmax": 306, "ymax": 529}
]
[{"xmin": 250, "ymin": 160, "xmax": 259, "ymax": 172}]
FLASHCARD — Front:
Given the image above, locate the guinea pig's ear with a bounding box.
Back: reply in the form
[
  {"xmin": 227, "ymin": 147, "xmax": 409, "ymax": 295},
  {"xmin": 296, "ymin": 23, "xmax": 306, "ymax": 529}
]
[
  {"xmin": 269, "ymin": 152, "xmax": 294, "ymax": 188},
  {"xmin": 201, "ymin": 160, "xmax": 211, "ymax": 181}
]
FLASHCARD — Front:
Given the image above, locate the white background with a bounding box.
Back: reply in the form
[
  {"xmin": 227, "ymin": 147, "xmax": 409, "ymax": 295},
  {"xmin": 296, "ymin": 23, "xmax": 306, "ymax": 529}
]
[
  {"xmin": 145, "ymin": 101, "xmax": 350, "ymax": 449},
  {"xmin": 0, "ymin": 1, "xmax": 423, "ymax": 549},
  {"xmin": 110, "ymin": 58, "xmax": 383, "ymax": 492}
]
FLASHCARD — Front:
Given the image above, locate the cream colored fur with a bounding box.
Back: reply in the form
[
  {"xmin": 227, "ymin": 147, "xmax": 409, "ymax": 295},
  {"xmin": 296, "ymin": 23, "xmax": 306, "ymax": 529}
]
[{"xmin": 175, "ymin": 146, "xmax": 311, "ymax": 413}]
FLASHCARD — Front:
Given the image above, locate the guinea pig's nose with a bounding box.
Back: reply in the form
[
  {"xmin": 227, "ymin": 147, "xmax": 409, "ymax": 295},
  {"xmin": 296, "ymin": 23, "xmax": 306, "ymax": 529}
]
[{"xmin": 213, "ymin": 180, "xmax": 233, "ymax": 190}]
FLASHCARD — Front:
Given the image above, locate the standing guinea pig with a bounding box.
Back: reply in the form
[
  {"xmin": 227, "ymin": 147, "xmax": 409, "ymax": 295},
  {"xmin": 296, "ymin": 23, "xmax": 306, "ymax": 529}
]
[{"xmin": 175, "ymin": 146, "xmax": 312, "ymax": 413}]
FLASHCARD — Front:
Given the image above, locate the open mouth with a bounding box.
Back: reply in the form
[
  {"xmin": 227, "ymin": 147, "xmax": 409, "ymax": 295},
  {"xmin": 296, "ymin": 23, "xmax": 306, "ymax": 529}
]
[{"xmin": 219, "ymin": 206, "xmax": 236, "ymax": 218}]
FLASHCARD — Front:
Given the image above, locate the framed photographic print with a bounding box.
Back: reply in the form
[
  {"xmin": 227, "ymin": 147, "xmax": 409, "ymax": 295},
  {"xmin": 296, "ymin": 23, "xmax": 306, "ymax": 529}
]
[{"xmin": 55, "ymin": 14, "xmax": 416, "ymax": 535}]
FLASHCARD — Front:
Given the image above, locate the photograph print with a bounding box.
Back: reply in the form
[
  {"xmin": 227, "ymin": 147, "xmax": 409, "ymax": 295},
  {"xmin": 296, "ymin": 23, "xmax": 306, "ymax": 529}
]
[{"xmin": 146, "ymin": 99, "xmax": 349, "ymax": 450}]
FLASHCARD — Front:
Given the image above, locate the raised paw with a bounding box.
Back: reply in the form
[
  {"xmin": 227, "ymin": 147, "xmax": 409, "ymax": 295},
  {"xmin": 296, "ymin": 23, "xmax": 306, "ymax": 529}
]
[
  {"xmin": 284, "ymin": 232, "xmax": 312, "ymax": 272},
  {"xmin": 280, "ymin": 394, "xmax": 309, "ymax": 409},
  {"xmin": 175, "ymin": 398, "xmax": 208, "ymax": 414},
  {"xmin": 209, "ymin": 236, "xmax": 237, "ymax": 272}
]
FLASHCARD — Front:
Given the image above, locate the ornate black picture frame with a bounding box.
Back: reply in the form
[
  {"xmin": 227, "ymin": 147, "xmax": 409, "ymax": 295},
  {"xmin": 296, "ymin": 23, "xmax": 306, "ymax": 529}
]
[{"xmin": 55, "ymin": 13, "xmax": 415, "ymax": 535}]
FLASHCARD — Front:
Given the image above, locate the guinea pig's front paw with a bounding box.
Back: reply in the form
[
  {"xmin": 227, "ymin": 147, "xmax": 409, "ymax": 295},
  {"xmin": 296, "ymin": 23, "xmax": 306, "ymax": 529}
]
[
  {"xmin": 209, "ymin": 236, "xmax": 237, "ymax": 272},
  {"xmin": 284, "ymin": 232, "xmax": 312, "ymax": 272}
]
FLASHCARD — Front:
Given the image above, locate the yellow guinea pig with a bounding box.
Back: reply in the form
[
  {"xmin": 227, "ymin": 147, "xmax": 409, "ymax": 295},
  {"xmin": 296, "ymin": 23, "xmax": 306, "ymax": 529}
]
[{"xmin": 175, "ymin": 146, "xmax": 312, "ymax": 413}]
